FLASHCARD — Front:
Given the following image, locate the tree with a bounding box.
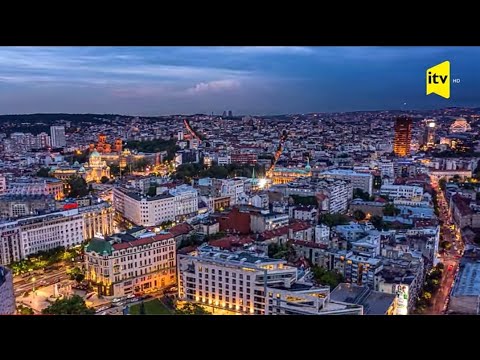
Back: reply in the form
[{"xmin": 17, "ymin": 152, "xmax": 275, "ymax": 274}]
[
  {"xmin": 290, "ymin": 195, "xmax": 318, "ymax": 206},
  {"xmin": 147, "ymin": 185, "xmax": 157, "ymax": 197},
  {"xmin": 353, "ymin": 188, "xmax": 371, "ymax": 201},
  {"xmin": 439, "ymin": 178, "xmax": 447, "ymax": 191},
  {"xmin": 139, "ymin": 301, "xmax": 146, "ymax": 315},
  {"xmin": 175, "ymin": 303, "xmax": 210, "ymax": 315},
  {"xmin": 17, "ymin": 305, "xmax": 34, "ymax": 315},
  {"xmin": 100, "ymin": 176, "xmax": 109, "ymax": 184},
  {"xmin": 353, "ymin": 210, "xmax": 366, "ymax": 221},
  {"xmin": 42, "ymin": 295, "xmax": 95, "ymax": 315},
  {"xmin": 36, "ymin": 167, "xmax": 51, "ymax": 177},
  {"xmin": 311, "ymin": 266, "xmax": 344, "ymax": 289},
  {"xmin": 383, "ymin": 203, "xmax": 400, "ymax": 216},
  {"xmin": 67, "ymin": 176, "xmax": 89, "ymax": 198},
  {"xmin": 318, "ymin": 213, "xmax": 350, "ymax": 228},
  {"xmin": 440, "ymin": 240, "xmax": 452, "ymax": 250},
  {"xmin": 474, "ymin": 233, "xmax": 480, "ymax": 245},
  {"xmin": 370, "ymin": 215, "xmax": 384, "ymax": 230}
]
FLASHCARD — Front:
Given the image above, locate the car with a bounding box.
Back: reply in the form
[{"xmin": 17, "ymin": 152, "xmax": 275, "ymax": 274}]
[
  {"xmin": 126, "ymin": 294, "xmax": 135, "ymax": 299},
  {"xmin": 95, "ymin": 306, "xmax": 109, "ymax": 313},
  {"xmin": 112, "ymin": 298, "xmax": 123, "ymax": 303}
]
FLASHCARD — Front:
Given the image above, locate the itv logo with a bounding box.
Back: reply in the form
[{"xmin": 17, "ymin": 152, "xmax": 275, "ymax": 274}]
[{"xmin": 426, "ymin": 61, "xmax": 450, "ymax": 99}]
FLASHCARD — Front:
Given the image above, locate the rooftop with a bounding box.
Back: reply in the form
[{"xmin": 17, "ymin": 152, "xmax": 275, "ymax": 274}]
[
  {"xmin": 322, "ymin": 169, "xmax": 372, "ymax": 177},
  {"xmin": 452, "ymin": 259, "xmax": 480, "ymax": 297},
  {"xmin": 330, "ymin": 283, "xmax": 395, "ymax": 315}
]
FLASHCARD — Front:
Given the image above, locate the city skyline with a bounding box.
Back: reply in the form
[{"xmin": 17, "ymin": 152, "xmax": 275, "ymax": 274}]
[{"xmin": 2, "ymin": 46, "xmax": 480, "ymax": 115}]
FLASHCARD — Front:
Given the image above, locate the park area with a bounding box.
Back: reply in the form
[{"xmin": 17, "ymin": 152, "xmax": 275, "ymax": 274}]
[{"xmin": 128, "ymin": 299, "xmax": 173, "ymax": 315}]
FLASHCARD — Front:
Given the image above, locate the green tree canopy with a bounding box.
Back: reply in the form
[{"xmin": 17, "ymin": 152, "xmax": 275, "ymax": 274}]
[
  {"xmin": 175, "ymin": 303, "xmax": 210, "ymax": 315},
  {"xmin": 311, "ymin": 266, "xmax": 344, "ymax": 289},
  {"xmin": 67, "ymin": 176, "xmax": 89, "ymax": 198},
  {"xmin": 353, "ymin": 209, "xmax": 366, "ymax": 221},
  {"xmin": 319, "ymin": 213, "xmax": 350, "ymax": 228},
  {"xmin": 36, "ymin": 167, "xmax": 51, "ymax": 178},
  {"xmin": 383, "ymin": 203, "xmax": 400, "ymax": 216},
  {"xmin": 353, "ymin": 188, "xmax": 372, "ymax": 201},
  {"xmin": 42, "ymin": 295, "xmax": 95, "ymax": 315}
]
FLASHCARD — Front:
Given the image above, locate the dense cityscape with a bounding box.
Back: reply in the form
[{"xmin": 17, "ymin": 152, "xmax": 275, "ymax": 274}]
[{"xmin": 1, "ymin": 107, "xmax": 480, "ymax": 315}]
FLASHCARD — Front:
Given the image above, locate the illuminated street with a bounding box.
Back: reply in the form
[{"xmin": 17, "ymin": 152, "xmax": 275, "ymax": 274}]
[{"xmin": 426, "ymin": 177, "xmax": 464, "ymax": 314}]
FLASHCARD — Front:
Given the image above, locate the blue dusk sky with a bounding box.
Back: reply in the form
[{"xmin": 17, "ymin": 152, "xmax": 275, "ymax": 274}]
[{"xmin": 0, "ymin": 46, "xmax": 479, "ymax": 115}]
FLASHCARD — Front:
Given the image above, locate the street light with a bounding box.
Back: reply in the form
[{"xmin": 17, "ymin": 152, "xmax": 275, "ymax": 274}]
[{"xmin": 31, "ymin": 277, "xmax": 36, "ymax": 293}]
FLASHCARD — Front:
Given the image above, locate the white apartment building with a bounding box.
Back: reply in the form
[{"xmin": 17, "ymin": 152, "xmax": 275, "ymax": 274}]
[
  {"xmin": 169, "ymin": 185, "xmax": 199, "ymax": 219},
  {"xmin": 289, "ymin": 206, "xmax": 317, "ymax": 222},
  {"xmin": 113, "ymin": 188, "xmax": 175, "ymax": 226},
  {"xmin": 178, "ymin": 245, "xmax": 363, "ymax": 315},
  {"xmin": 319, "ymin": 179, "xmax": 352, "ymax": 214},
  {"xmin": 380, "ymin": 184, "xmax": 423, "ymax": 200},
  {"xmin": 19, "ymin": 210, "xmax": 84, "ymax": 257},
  {"xmin": 215, "ymin": 178, "xmax": 246, "ymax": 206},
  {"xmin": 0, "ymin": 174, "xmax": 7, "ymax": 194},
  {"xmin": 85, "ymin": 232, "xmax": 176, "ymax": 297},
  {"xmin": 378, "ymin": 161, "xmax": 395, "ymax": 180},
  {"xmin": 217, "ymin": 154, "xmax": 231, "ymax": 166},
  {"xmin": 284, "ymin": 178, "xmax": 352, "ymax": 214},
  {"xmin": 315, "ymin": 224, "xmax": 330, "ymax": 244},
  {"xmin": 50, "ymin": 125, "xmax": 66, "ymax": 148},
  {"xmin": 0, "ymin": 204, "xmax": 114, "ymax": 265},
  {"xmin": 321, "ymin": 169, "xmax": 373, "ymax": 195}
]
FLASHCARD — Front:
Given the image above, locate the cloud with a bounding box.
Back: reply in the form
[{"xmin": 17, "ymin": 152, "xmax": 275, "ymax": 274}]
[
  {"xmin": 212, "ymin": 46, "xmax": 314, "ymax": 55},
  {"xmin": 186, "ymin": 79, "xmax": 241, "ymax": 94}
]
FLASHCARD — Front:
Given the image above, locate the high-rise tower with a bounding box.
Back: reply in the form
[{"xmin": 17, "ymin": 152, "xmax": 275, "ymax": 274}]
[{"xmin": 393, "ymin": 116, "xmax": 412, "ymax": 157}]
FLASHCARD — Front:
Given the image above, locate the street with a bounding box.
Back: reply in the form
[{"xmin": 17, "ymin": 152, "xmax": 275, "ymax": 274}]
[
  {"xmin": 14, "ymin": 268, "xmax": 69, "ymax": 297},
  {"xmin": 426, "ymin": 178, "xmax": 464, "ymax": 314}
]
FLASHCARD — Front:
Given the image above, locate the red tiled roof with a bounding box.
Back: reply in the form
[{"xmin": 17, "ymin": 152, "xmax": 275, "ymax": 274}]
[
  {"xmin": 112, "ymin": 233, "xmax": 173, "ymax": 250},
  {"xmin": 178, "ymin": 245, "xmax": 198, "ymax": 255},
  {"xmin": 208, "ymin": 235, "xmax": 254, "ymax": 250},
  {"xmin": 260, "ymin": 221, "xmax": 312, "ymax": 240},
  {"xmin": 169, "ymin": 223, "xmax": 194, "ymax": 237},
  {"xmin": 289, "ymin": 221, "xmax": 312, "ymax": 232}
]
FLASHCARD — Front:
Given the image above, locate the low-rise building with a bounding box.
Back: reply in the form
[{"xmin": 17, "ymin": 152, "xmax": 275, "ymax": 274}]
[
  {"xmin": 380, "ymin": 184, "xmax": 423, "ymax": 201},
  {"xmin": 320, "ymin": 169, "xmax": 373, "ymax": 195},
  {"xmin": 289, "ymin": 205, "xmax": 317, "ymax": 222}
]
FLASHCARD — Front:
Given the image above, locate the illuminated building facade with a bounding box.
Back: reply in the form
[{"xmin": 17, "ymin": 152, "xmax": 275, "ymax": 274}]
[
  {"xmin": 79, "ymin": 202, "xmax": 115, "ymax": 240},
  {"xmin": 90, "ymin": 134, "xmax": 123, "ymax": 154},
  {"xmin": 268, "ymin": 159, "xmax": 312, "ymax": 185},
  {"xmin": 450, "ymin": 118, "xmax": 471, "ymax": 133},
  {"xmin": 84, "ymin": 150, "xmax": 111, "ymax": 183},
  {"xmin": 85, "ymin": 232, "xmax": 176, "ymax": 297},
  {"xmin": 178, "ymin": 244, "xmax": 364, "ymax": 315},
  {"xmin": 423, "ymin": 119, "xmax": 436, "ymax": 148},
  {"xmin": 393, "ymin": 116, "xmax": 412, "ymax": 157},
  {"xmin": 6, "ymin": 177, "xmax": 64, "ymax": 200}
]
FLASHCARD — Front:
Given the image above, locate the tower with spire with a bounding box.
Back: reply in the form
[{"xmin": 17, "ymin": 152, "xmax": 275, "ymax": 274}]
[{"xmin": 305, "ymin": 157, "xmax": 311, "ymax": 173}]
